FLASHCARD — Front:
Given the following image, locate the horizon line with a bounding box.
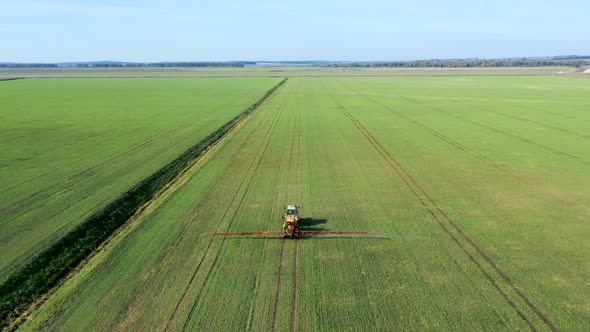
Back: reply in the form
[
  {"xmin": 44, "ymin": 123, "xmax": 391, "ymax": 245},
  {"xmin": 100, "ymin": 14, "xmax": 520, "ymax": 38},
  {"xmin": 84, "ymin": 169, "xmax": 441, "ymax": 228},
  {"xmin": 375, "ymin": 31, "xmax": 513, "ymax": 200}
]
[{"xmin": 2, "ymin": 55, "xmax": 590, "ymax": 65}]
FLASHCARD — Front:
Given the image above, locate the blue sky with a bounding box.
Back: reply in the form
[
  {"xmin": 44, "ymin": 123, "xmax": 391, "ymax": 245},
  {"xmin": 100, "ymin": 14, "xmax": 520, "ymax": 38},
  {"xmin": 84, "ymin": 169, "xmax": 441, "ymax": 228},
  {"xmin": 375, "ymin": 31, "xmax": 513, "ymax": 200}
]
[{"xmin": 1, "ymin": 0, "xmax": 589, "ymax": 62}]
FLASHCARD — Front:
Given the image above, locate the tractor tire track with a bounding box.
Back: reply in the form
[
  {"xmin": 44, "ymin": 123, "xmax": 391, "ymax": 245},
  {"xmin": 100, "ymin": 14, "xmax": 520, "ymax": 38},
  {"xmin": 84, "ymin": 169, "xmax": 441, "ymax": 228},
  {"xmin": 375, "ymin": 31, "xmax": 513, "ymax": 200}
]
[
  {"xmin": 0, "ymin": 87, "xmax": 263, "ymax": 223},
  {"xmin": 272, "ymin": 95, "xmax": 302, "ymax": 332},
  {"xmin": 143, "ymin": 95, "xmax": 276, "ymax": 268},
  {"xmin": 163, "ymin": 101, "xmax": 273, "ymax": 331},
  {"xmin": 270, "ymin": 99, "xmax": 295, "ymax": 331},
  {"xmin": 0, "ymin": 86, "xmax": 261, "ymax": 195},
  {"xmin": 290, "ymin": 240, "xmax": 299, "ymax": 332},
  {"xmin": 323, "ymin": 140, "xmax": 380, "ymax": 328},
  {"xmin": 488, "ymin": 110, "xmax": 590, "ymax": 141},
  {"xmin": 140, "ymin": 109, "xmax": 266, "ymax": 292},
  {"xmin": 245, "ymin": 143, "xmax": 284, "ymax": 332},
  {"xmin": 444, "ymin": 110, "xmax": 590, "ymax": 165},
  {"xmin": 0, "ymin": 79, "xmax": 287, "ymax": 332},
  {"xmin": 271, "ymin": 240, "xmax": 286, "ymax": 332},
  {"xmin": 289, "ymin": 97, "xmax": 303, "ymax": 332},
  {"xmin": 542, "ymin": 110, "xmax": 590, "ymax": 124},
  {"xmin": 0, "ymin": 116, "xmax": 228, "ymax": 229},
  {"xmin": 179, "ymin": 96, "xmax": 287, "ymax": 331},
  {"xmin": 0, "ymin": 122, "xmax": 196, "ymax": 221},
  {"xmin": 331, "ymin": 96, "xmax": 558, "ymax": 332},
  {"xmin": 377, "ymin": 97, "xmax": 590, "ymax": 209},
  {"xmin": 163, "ymin": 94, "xmax": 288, "ymax": 332},
  {"xmin": 183, "ymin": 92, "xmax": 287, "ymax": 330},
  {"xmin": 111, "ymin": 99, "xmax": 272, "ymax": 330},
  {"xmin": 332, "ymin": 97, "xmax": 537, "ymax": 330},
  {"xmin": 0, "ymin": 119, "xmax": 191, "ymax": 196},
  {"xmin": 384, "ymin": 96, "xmax": 588, "ymax": 166},
  {"xmin": 367, "ymin": 98, "xmax": 533, "ymax": 185},
  {"xmin": 12, "ymin": 107, "xmax": 262, "ymax": 332}
]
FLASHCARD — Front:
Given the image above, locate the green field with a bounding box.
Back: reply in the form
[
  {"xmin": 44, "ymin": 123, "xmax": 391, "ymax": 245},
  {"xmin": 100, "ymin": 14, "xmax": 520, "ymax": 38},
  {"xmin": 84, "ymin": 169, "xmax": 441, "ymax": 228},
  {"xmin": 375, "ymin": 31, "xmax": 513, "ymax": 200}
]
[
  {"xmin": 8, "ymin": 75, "xmax": 590, "ymax": 331},
  {"xmin": 0, "ymin": 78, "xmax": 280, "ymax": 283}
]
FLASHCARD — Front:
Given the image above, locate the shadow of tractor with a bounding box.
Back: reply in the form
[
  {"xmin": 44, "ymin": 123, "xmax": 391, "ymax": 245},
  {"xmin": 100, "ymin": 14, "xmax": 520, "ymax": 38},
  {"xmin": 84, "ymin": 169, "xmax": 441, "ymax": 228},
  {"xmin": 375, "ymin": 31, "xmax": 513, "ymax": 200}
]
[
  {"xmin": 297, "ymin": 217, "xmax": 387, "ymax": 240},
  {"xmin": 298, "ymin": 217, "xmax": 327, "ymax": 231}
]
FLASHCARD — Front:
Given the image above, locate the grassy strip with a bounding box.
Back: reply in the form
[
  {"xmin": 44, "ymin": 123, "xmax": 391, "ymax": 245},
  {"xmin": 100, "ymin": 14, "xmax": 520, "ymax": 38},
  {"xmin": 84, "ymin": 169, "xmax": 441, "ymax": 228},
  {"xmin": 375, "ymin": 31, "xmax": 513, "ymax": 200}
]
[{"xmin": 0, "ymin": 78, "xmax": 287, "ymax": 329}]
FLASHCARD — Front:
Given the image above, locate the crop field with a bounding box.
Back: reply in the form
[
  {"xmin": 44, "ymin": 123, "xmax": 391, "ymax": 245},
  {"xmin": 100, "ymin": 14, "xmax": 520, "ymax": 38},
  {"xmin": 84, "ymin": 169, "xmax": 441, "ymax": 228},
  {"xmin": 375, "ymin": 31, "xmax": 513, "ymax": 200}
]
[
  {"xmin": 8, "ymin": 75, "xmax": 590, "ymax": 331},
  {"xmin": 0, "ymin": 77, "xmax": 281, "ymax": 283}
]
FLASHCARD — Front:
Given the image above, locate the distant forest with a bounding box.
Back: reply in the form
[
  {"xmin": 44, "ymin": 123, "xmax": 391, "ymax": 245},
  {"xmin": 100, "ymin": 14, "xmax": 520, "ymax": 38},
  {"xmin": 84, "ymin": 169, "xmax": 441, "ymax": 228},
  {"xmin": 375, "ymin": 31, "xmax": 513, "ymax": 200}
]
[
  {"xmin": 0, "ymin": 62, "xmax": 252, "ymax": 68},
  {"xmin": 318, "ymin": 57, "xmax": 590, "ymax": 68},
  {"xmin": 0, "ymin": 56, "xmax": 588, "ymax": 68}
]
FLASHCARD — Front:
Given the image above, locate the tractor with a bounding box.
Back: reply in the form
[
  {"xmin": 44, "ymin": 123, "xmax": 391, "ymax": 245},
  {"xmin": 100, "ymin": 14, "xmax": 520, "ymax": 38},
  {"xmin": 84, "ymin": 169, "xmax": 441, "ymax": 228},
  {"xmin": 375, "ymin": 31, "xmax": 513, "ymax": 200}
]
[
  {"xmin": 282, "ymin": 204, "xmax": 300, "ymax": 238},
  {"xmin": 203, "ymin": 203, "xmax": 381, "ymax": 239}
]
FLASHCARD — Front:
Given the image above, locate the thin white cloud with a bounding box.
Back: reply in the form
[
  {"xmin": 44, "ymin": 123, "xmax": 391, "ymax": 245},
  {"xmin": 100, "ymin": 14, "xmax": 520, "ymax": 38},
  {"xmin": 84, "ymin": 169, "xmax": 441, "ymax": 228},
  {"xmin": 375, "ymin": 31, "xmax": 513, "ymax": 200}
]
[{"xmin": 0, "ymin": 1, "xmax": 137, "ymax": 17}]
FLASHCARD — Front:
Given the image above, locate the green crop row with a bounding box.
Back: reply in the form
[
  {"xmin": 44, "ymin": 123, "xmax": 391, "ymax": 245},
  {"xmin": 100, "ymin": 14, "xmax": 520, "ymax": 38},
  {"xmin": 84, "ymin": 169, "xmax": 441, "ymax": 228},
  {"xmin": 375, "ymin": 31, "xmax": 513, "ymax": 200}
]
[{"xmin": 0, "ymin": 78, "xmax": 286, "ymax": 329}]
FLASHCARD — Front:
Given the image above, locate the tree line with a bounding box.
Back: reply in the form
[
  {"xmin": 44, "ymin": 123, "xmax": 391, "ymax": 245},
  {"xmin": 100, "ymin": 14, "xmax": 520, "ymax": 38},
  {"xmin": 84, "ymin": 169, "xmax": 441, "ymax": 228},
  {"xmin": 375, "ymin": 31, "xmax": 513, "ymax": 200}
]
[
  {"xmin": 318, "ymin": 58, "xmax": 589, "ymax": 68},
  {"xmin": 0, "ymin": 62, "xmax": 253, "ymax": 68}
]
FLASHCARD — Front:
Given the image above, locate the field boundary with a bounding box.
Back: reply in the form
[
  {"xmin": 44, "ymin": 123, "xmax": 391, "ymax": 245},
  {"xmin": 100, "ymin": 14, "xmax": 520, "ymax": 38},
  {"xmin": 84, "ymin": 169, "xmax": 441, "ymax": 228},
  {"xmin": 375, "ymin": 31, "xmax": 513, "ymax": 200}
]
[{"xmin": 0, "ymin": 78, "xmax": 287, "ymax": 331}]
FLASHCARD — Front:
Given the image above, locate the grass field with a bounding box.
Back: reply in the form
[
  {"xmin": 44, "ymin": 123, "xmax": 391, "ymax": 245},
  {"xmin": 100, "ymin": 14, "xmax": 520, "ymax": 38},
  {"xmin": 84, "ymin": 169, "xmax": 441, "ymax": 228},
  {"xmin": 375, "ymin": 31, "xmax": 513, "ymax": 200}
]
[
  {"xmin": 14, "ymin": 75, "xmax": 590, "ymax": 331},
  {"xmin": 0, "ymin": 77, "xmax": 280, "ymax": 283}
]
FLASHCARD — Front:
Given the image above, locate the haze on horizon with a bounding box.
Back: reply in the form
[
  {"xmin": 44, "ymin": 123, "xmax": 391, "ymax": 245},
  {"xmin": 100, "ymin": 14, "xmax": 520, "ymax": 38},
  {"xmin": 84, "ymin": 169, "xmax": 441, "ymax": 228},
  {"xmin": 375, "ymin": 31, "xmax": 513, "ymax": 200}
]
[{"xmin": 1, "ymin": 0, "xmax": 589, "ymax": 63}]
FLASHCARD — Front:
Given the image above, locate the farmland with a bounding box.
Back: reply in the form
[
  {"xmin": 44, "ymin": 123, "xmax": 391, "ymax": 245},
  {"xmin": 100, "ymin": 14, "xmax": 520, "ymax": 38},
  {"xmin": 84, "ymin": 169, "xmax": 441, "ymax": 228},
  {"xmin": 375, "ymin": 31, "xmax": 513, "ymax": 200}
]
[
  {"xmin": 0, "ymin": 77, "xmax": 281, "ymax": 284},
  {"xmin": 0, "ymin": 66, "xmax": 578, "ymax": 79},
  {"xmin": 5, "ymin": 75, "xmax": 586, "ymax": 331}
]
